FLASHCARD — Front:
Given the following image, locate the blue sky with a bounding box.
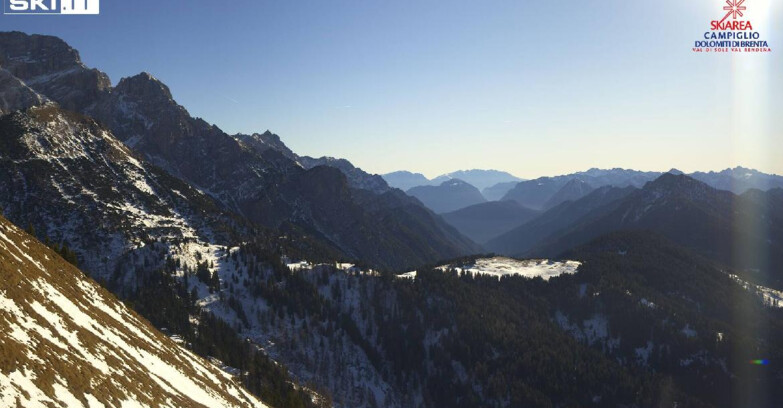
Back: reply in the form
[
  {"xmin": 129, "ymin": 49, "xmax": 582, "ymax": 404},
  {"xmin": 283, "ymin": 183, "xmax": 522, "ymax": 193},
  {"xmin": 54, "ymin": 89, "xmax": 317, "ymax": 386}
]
[{"xmin": 1, "ymin": 0, "xmax": 781, "ymax": 178}]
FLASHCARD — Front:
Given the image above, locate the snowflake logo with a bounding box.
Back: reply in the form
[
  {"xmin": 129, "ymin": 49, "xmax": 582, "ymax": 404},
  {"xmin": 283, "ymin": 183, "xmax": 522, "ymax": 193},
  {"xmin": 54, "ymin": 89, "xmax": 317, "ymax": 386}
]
[{"xmin": 720, "ymin": 0, "xmax": 747, "ymax": 23}]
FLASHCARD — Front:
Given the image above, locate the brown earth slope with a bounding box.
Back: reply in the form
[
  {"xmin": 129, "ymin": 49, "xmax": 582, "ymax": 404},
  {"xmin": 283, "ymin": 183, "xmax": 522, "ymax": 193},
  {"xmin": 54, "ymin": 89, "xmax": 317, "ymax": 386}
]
[{"xmin": 0, "ymin": 215, "xmax": 267, "ymax": 408}]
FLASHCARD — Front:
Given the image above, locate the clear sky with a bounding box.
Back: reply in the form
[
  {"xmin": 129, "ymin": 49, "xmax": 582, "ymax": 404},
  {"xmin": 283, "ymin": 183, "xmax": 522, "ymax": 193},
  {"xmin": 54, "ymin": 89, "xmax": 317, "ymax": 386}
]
[{"xmin": 1, "ymin": 0, "xmax": 781, "ymax": 179}]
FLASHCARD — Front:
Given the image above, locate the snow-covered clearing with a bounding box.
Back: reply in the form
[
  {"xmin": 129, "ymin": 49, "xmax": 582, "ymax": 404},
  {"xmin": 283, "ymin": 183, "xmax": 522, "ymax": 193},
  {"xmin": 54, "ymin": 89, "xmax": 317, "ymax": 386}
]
[
  {"xmin": 433, "ymin": 257, "xmax": 581, "ymax": 280},
  {"xmin": 729, "ymin": 274, "xmax": 783, "ymax": 308}
]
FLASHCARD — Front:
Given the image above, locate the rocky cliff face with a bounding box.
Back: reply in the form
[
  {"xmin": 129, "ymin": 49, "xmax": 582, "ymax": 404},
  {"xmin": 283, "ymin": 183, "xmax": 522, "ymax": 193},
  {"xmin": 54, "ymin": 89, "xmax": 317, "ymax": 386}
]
[
  {"xmin": 0, "ymin": 67, "xmax": 47, "ymax": 114},
  {"xmin": 237, "ymin": 131, "xmax": 392, "ymax": 194},
  {"xmin": 0, "ymin": 31, "xmax": 111, "ymax": 112}
]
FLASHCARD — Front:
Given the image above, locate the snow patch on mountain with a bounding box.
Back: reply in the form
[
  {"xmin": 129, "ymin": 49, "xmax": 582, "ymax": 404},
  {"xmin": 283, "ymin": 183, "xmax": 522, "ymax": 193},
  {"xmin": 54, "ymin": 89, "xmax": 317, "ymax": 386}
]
[
  {"xmin": 437, "ymin": 257, "xmax": 581, "ymax": 280},
  {"xmin": 729, "ymin": 274, "xmax": 783, "ymax": 308},
  {"xmin": 555, "ymin": 311, "xmax": 620, "ymax": 352}
]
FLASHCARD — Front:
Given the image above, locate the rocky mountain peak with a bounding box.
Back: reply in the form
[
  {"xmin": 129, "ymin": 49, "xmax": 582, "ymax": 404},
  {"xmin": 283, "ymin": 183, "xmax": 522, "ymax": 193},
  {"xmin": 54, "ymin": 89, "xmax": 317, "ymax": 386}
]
[
  {"xmin": 0, "ymin": 32, "xmax": 111, "ymax": 112},
  {"xmin": 115, "ymin": 72, "xmax": 174, "ymax": 102},
  {"xmin": 259, "ymin": 129, "xmax": 278, "ymax": 139},
  {"xmin": 236, "ymin": 131, "xmax": 297, "ymax": 160},
  {"xmin": 0, "ymin": 31, "xmax": 83, "ymax": 77},
  {"xmin": 441, "ymin": 178, "xmax": 471, "ymax": 188},
  {"xmin": 646, "ymin": 173, "xmax": 702, "ymax": 190},
  {"xmin": 638, "ymin": 173, "xmax": 731, "ymax": 210}
]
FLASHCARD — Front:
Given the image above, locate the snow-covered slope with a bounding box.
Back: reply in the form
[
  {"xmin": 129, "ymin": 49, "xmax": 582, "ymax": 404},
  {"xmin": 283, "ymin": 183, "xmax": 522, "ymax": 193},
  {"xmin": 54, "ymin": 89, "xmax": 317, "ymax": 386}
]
[
  {"xmin": 0, "ymin": 104, "xmax": 238, "ymax": 283},
  {"xmin": 0, "ymin": 215, "xmax": 267, "ymax": 408}
]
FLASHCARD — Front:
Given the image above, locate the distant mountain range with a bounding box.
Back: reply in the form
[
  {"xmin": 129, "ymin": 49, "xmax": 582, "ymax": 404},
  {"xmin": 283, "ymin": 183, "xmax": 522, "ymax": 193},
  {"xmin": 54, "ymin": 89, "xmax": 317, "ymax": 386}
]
[
  {"xmin": 439, "ymin": 169, "xmax": 524, "ymax": 191},
  {"xmin": 488, "ymin": 173, "xmax": 783, "ymax": 288},
  {"xmin": 500, "ymin": 168, "xmax": 663, "ymax": 211},
  {"xmin": 501, "ymin": 167, "xmax": 783, "ymax": 211},
  {"xmin": 689, "ymin": 167, "xmax": 783, "ymax": 194},
  {"xmin": 380, "ymin": 171, "xmax": 431, "ymax": 191},
  {"xmin": 383, "ymin": 169, "xmax": 523, "ymax": 194},
  {"xmin": 387, "ymin": 167, "xmax": 783, "ymax": 215}
]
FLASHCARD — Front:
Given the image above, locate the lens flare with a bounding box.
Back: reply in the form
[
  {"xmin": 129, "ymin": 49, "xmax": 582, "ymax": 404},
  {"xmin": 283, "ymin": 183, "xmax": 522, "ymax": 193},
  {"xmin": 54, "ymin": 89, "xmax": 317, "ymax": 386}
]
[{"xmin": 729, "ymin": 0, "xmax": 775, "ymax": 405}]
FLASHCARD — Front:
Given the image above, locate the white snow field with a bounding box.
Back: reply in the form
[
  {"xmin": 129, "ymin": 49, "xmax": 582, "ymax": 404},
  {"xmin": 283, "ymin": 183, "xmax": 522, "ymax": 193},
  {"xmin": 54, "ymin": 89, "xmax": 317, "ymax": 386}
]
[
  {"xmin": 425, "ymin": 257, "xmax": 581, "ymax": 280},
  {"xmin": 730, "ymin": 274, "xmax": 783, "ymax": 308}
]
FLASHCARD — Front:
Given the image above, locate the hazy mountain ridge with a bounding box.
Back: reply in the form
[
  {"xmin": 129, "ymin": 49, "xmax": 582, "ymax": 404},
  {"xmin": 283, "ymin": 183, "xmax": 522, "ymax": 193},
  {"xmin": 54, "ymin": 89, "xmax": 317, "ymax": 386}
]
[
  {"xmin": 481, "ymin": 181, "xmax": 519, "ymax": 201},
  {"xmin": 380, "ymin": 170, "xmax": 431, "ymax": 191},
  {"xmin": 501, "ymin": 168, "xmax": 661, "ymax": 210},
  {"xmin": 441, "ymin": 201, "xmax": 540, "ymax": 244},
  {"xmin": 689, "ymin": 166, "xmax": 783, "ymax": 194},
  {"xmin": 542, "ymin": 178, "xmax": 595, "ymax": 209},
  {"xmin": 407, "ymin": 179, "xmax": 487, "ymax": 214},
  {"xmin": 493, "ymin": 174, "xmax": 783, "ymax": 287},
  {"xmin": 382, "ymin": 169, "xmax": 522, "ymax": 195},
  {"xmin": 440, "ymin": 169, "xmax": 523, "ymax": 191},
  {"xmin": 386, "ymin": 166, "xmax": 782, "ymax": 215},
  {"xmin": 498, "ymin": 167, "xmax": 782, "ymax": 212},
  {"xmin": 486, "ymin": 185, "xmax": 637, "ymax": 254}
]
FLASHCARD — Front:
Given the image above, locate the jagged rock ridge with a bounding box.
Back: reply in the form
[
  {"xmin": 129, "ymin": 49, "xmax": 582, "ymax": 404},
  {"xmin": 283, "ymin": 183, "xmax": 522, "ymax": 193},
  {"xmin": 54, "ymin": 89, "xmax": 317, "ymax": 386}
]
[{"xmin": 0, "ymin": 31, "xmax": 479, "ymax": 271}]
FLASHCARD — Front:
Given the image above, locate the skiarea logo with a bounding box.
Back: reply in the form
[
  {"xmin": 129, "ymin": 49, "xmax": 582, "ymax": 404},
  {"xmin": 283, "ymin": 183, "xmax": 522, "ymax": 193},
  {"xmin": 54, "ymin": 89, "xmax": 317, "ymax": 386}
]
[
  {"xmin": 4, "ymin": 0, "xmax": 99, "ymax": 15},
  {"xmin": 693, "ymin": 0, "xmax": 771, "ymax": 53}
]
